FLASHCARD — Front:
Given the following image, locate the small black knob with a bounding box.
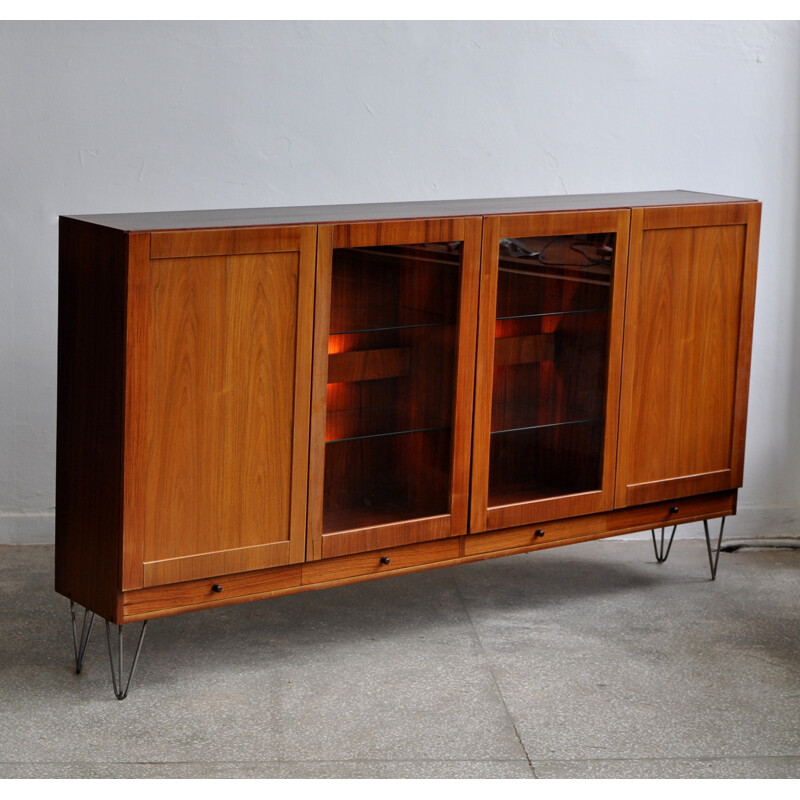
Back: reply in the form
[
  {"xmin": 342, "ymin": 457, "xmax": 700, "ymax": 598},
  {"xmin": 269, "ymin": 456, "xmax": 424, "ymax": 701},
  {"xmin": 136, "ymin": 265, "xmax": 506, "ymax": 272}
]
[
  {"xmin": 670, "ymin": 506, "xmax": 679, "ymax": 514},
  {"xmin": 380, "ymin": 556, "xmax": 391, "ymax": 565},
  {"xmin": 534, "ymin": 529, "xmax": 545, "ymax": 538},
  {"xmin": 211, "ymin": 584, "xmax": 223, "ymax": 593}
]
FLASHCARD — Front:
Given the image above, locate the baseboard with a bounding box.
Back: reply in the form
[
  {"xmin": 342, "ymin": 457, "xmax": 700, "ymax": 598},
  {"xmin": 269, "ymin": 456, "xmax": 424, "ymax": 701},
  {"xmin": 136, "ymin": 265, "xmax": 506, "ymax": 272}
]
[
  {"xmin": 1, "ymin": 506, "xmax": 797, "ymax": 546},
  {"xmin": 0, "ymin": 513, "xmax": 55, "ymax": 544}
]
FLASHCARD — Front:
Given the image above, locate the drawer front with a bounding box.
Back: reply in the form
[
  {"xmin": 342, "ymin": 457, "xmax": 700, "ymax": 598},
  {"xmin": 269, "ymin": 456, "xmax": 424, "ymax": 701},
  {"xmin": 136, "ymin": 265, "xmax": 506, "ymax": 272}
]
[
  {"xmin": 465, "ymin": 492, "xmax": 736, "ymax": 558},
  {"xmin": 302, "ymin": 537, "xmax": 461, "ymax": 586},
  {"xmin": 123, "ymin": 565, "xmax": 302, "ymax": 620}
]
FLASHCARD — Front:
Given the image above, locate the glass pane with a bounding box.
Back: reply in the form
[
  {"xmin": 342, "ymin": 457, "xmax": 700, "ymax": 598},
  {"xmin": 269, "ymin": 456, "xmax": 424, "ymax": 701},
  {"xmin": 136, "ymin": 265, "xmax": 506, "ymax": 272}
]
[
  {"xmin": 323, "ymin": 242, "xmax": 461, "ymax": 532},
  {"xmin": 488, "ymin": 232, "xmax": 614, "ymax": 507}
]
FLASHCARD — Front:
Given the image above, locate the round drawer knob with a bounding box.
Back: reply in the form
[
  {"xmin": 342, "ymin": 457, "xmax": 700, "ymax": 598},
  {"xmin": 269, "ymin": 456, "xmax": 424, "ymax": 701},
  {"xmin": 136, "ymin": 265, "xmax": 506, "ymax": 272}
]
[
  {"xmin": 211, "ymin": 584, "xmax": 223, "ymax": 593},
  {"xmin": 534, "ymin": 529, "xmax": 546, "ymax": 538},
  {"xmin": 670, "ymin": 506, "xmax": 679, "ymax": 514},
  {"xmin": 380, "ymin": 556, "xmax": 391, "ymax": 565}
]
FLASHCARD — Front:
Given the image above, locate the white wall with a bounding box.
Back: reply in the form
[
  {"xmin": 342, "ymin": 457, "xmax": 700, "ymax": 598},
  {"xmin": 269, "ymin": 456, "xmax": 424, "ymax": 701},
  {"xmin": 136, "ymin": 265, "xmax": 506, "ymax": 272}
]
[{"xmin": 1, "ymin": 20, "xmax": 798, "ymax": 543}]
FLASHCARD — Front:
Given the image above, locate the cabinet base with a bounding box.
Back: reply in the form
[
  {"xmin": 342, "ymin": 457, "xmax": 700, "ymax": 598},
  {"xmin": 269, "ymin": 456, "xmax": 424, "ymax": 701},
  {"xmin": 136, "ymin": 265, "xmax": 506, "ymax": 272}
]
[{"xmin": 114, "ymin": 491, "xmax": 736, "ymax": 624}]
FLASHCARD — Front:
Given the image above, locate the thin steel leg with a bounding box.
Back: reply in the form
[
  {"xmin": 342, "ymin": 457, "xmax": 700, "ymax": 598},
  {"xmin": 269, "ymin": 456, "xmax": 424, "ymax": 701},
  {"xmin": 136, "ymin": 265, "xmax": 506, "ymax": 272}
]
[
  {"xmin": 105, "ymin": 619, "xmax": 148, "ymax": 701},
  {"xmin": 703, "ymin": 517, "xmax": 726, "ymax": 581},
  {"xmin": 650, "ymin": 525, "xmax": 678, "ymax": 563},
  {"xmin": 70, "ymin": 601, "xmax": 95, "ymax": 674}
]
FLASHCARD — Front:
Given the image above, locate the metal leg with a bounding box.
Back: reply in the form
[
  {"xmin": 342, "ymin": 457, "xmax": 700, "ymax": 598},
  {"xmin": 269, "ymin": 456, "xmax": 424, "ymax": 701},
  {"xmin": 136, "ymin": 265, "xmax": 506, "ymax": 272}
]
[
  {"xmin": 105, "ymin": 619, "xmax": 148, "ymax": 701},
  {"xmin": 70, "ymin": 601, "xmax": 95, "ymax": 674},
  {"xmin": 650, "ymin": 525, "xmax": 678, "ymax": 563},
  {"xmin": 703, "ymin": 517, "xmax": 726, "ymax": 581}
]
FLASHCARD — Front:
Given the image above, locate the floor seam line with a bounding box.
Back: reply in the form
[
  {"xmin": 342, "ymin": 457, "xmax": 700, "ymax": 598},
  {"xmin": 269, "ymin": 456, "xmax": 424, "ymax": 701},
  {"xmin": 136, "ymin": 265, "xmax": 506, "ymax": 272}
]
[{"xmin": 452, "ymin": 574, "xmax": 537, "ymax": 779}]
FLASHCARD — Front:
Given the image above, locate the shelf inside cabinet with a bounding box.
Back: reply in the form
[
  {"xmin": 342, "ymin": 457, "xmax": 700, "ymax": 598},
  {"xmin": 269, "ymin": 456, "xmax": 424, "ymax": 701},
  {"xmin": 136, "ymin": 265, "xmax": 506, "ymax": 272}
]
[
  {"xmin": 326, "ymin": 406, "xmax": 451, "ymax": 443},
  {"xmin": 487, "ymin": 419, "xmax": 605, "ymax": 506},
  {"xmin": 329, "ymin": 307, "xmax": 455, "ymax": 336},
  {"xmin": 323, "ymin": 428, "xmax": 453, "ymax": 533},
  {"xmin": 329, "ymin": 243, "xmax": 460, "ymax": 335},
  {"xmin": 322, "ymin": 504, "xmax": 447, "ymax": 535},
  {"xmin": 496, "ymin": 306, "xmax": 608, "ymax": 322},
  {"xmin": 490, "ymin": 416, "xmax": 603, "ymax": 437},
  {"xmin": 496, "ymin": 233, "xmax": 614, "ymax": 321}
]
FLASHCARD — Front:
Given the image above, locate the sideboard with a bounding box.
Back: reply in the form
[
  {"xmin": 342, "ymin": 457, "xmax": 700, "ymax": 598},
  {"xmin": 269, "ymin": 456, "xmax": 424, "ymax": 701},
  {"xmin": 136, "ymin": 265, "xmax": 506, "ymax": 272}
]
[{"xmin": 56, "ymin": 191, "xmax": 761, "ymax": 697}]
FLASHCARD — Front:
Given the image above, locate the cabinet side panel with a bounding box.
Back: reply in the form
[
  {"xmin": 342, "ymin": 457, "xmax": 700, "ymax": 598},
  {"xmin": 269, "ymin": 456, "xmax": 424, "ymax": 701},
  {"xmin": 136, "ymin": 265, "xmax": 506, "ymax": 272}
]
[
  {"xmin": 55, "ymin": 219, "xmax": 127, "ymax": 620},
  {"xmin": 730, "ymin": 203, "xmax": 761, "ymax": 486}
]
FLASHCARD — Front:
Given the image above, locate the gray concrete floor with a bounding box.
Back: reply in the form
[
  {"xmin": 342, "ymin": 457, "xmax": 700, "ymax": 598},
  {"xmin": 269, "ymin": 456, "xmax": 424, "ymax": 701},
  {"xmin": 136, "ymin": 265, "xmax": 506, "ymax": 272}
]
[{"xmin": 0, "ymin": 539, "xmax": 798, "ymax": 779}]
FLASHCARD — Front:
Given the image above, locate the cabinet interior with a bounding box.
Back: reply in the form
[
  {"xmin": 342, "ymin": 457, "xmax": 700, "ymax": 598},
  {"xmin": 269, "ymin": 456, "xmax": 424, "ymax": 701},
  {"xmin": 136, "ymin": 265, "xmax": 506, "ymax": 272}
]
[
  {"xmin": 489, "ymin": 233, "xmax": 614, "ymax": 507},
  {"xmin": 323, "ymin": 243, "xmax": 461, "ymax": 533}
]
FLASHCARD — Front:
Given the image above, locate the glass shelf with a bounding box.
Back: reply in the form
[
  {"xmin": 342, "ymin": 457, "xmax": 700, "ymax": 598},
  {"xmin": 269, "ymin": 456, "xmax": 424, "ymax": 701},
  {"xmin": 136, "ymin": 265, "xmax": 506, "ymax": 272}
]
[
  {"xmin": 322, "ymin": 502, "xmax": 447, "ymax": 535},
  {"xmin": 496, "ymin": 306, "xmax": 608, "ymax": 322},
  {"xmin": 326, "ymin": 406, "xmax": 451, "ymax": 443},
  {"xmin": 329, "ymin": 243, "xmax": 459, "ymax": 335},
  {"xmin": 329, "ymin": 306, "xmax": 455, "ymax": 336},
  {"xmin": 491, "ymin": 417, "xmax": 603, "ymax": 437},
  {"xmin": 496, "ymin": 234, "xmax": 613, "ymax": 321},
  {"xmin": 323, "ymin": 428, "xmax": 452, "ymax": 533},
  {"xmin": 488, "ymin": 419, "xmax": 605, "ymax": 506}
]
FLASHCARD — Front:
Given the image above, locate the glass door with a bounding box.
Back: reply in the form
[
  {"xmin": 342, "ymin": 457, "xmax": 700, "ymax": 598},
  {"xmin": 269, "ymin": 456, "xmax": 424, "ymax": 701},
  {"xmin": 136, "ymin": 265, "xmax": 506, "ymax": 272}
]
[
  {"xmin": 308, "ymin": 218, "xmax": 481, "ymax": 560},
  {"xmin": 470, "ymin": 210, "xmax": 630, "ymax": 533}
]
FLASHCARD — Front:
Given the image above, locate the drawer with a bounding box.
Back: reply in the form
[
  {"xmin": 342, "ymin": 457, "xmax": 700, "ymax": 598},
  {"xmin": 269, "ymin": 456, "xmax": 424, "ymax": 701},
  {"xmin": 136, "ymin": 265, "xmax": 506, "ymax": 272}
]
[
  {"xmin": 123, "ymin": 564, "xmax": 302, "ymax": 621},
  {"xmin": 302, "ymin": 537, "xmax": 461, "ymax": 586},
  {"xmin": 465, "ymin": 492, "xmax": 737, "ymax": 558}
]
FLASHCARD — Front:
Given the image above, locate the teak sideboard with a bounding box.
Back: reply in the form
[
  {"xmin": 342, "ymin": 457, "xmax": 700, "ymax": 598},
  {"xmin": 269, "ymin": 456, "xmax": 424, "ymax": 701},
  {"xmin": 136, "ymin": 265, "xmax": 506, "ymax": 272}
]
[{"xmin": 56, "ymin": 191, "xmax": 761, "ymax": 698}]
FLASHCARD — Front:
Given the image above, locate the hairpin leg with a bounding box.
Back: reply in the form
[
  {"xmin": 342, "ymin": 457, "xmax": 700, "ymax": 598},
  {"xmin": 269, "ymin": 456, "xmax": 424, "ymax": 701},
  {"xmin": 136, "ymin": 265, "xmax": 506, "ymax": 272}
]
[
  {"xmin": 650, "ymin": 525, "xmax": 678, "ymax": 563},
  {"xmin": 70, "ymin": 601, "xmax": 95, "ymax": 674},
  {"xmin": 105, "ymin": 619, "xmax": 148, "ymax": 700},
  {"xmin": 703, "ymin": 517, "xmax": 726, "ymax": 581}
]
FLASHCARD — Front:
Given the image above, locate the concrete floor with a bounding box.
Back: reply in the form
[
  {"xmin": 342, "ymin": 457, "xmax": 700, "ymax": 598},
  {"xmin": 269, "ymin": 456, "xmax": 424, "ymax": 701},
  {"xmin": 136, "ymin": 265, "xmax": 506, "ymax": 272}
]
[{"xmin": 0, "ymin": 539, "xmax": 798, "ymax": 779}]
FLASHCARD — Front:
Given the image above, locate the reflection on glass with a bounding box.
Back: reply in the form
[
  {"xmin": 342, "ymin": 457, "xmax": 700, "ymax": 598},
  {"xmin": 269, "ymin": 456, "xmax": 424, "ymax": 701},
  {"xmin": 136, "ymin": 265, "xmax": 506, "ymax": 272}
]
[
  {"xmin": 323, "ymin": 243, "xmax": 461, "ymax": 533},
  {"xmin": 488, "ymin": 233, "xmax": 614, "ymax": 507}
]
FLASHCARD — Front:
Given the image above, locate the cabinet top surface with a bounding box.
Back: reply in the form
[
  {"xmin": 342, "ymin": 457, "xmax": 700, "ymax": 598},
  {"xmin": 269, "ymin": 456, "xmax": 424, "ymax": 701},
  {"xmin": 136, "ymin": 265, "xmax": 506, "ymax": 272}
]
[{"xmin": 63, "ymin": 190, "xmax": 757, "ymax": 233}]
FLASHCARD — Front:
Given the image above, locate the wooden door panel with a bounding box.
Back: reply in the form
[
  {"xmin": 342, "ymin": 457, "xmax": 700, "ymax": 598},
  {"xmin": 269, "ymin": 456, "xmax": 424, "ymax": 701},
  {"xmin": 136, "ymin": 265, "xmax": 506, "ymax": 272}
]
[
  {"xmin": 123, "ymin": 227, "xmax": 316, "ymax": 589},
  {"xmin": 616, "ymin": 203, "xmax": 760, "ymax": 507}
]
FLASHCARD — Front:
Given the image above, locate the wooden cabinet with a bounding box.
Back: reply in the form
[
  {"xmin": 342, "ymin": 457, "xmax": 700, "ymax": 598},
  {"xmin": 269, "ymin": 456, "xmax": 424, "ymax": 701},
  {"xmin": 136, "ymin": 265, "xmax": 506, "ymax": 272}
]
[{"xmin": 56, "ymin": 191, "xmax": 760, "ymax": 634}]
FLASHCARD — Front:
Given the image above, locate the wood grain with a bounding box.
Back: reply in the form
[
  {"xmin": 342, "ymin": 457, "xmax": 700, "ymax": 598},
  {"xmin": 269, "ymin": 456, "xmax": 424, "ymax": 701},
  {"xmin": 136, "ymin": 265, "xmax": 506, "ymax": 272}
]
[
  {"xmin": 730, "ymin": 203, "xmax": 762, "ymax": 486},
  {"xmin": 143, "ymin": 541, "xmax": 291, "ymax": 587},
  {"xmin": 615, "ymin": 203, "xmax": 759, "ymax": 507},
  {"xmin": 120, "ymin": 490, "xmax": 737, "ymax": 622},
  {"xmin": 306, "ymin": 225, "xmax": 334, "ymax": 561},
  {"xmin": 150, "ymin": 226, "xmax": 304, "ymax": 259},
  {"xmin": 57, "ymin": 194, "xmax": 759, "ymax": 629},
  {"xmin": 466, "ymin": 491, "xmax": 736, "ymax": 557},
  {"xmin": 124, "ymin": 564, "xmax": 301, "ymax": 619},
  {"xmin": 55, "ymin": 218, "xmax": 128, "ymax": 622},
  {"xmin": 493, "ymin": 333, "xmax": 555, "ymax": 366},
  {"xmin": 121, "ymin": 233, "xmax": 151, "ymax": 591},
  {"xmin": 123, "ymin": 227, "xmax": 316, "ymax": 589},
  {"xmin": 327, "ymin": 347, "xmax": 411, "ymax": 383}
]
